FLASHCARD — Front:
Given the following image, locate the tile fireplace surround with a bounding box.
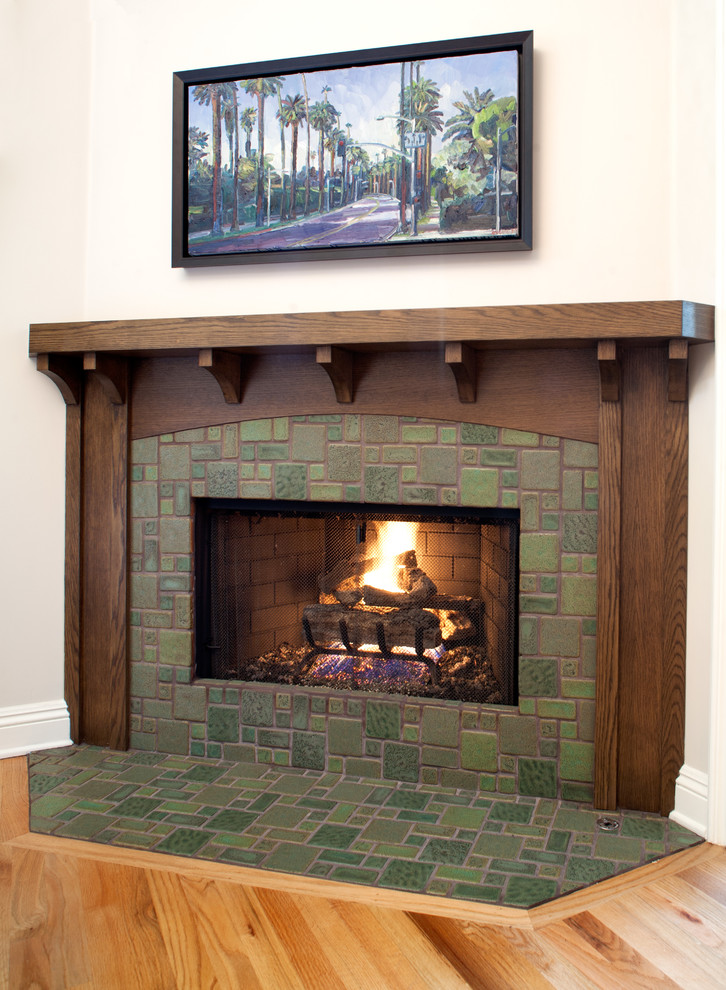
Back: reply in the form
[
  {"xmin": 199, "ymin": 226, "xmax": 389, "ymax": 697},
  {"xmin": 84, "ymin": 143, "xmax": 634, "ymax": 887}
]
[{"xmin": 29, "ymin": 300, "xmax": 715, "ymax": 818}]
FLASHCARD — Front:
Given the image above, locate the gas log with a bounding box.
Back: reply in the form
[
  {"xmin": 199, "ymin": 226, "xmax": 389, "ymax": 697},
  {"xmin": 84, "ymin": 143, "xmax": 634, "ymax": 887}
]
[{"xmin": 302, "ymin": 602, "xmax": 442, "ymax": 651}]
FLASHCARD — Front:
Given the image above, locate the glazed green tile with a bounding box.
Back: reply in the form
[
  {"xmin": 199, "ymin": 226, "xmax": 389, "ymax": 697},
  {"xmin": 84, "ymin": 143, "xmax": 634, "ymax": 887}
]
[
  {"xmin": 540, "ymin": 618, "xmax": 580, "ymax": 657},
  {"xmin": 519, "ymin": 595, "xmax": 557, "ymax": 614},
  {"xmin": 326, "ymin": 718, "xmax": 362, "ymax": 757},
  {"xmin": 519, "ymin": 658, "xmax": 558, "ymax": 697},
  {"xmin": 309, "ymin": 824, "xmax": 360, "ymax": 849},
  {"xmin": 291, "ymin": 731, "xmax": 325, "ymax": 770},
  {"xmin": 563, "ymin": 440, "xmax": 598, "ymax": 468},
  {"xmin": 157, "ymin": 630, "xmax": 191, "ymax": 666},
  {"xmin": 421, "ymin": 706, "xmax": 459, "ymax": 747},
  {"xmin": 400, "ymin": 425, "xmax": 436, "ymax": 443},
  {"xmin": 520, "ymin": 451, "xmax": 560, "ymax": 490},
  {"xmin": 460, "ymin": 468, "xmax": 498, "ymax": 507},
  {"xmin": 327, "ymin": 782, "xmax": 375, "ymax": 803},
  {"xmin": 363, "ymin": 416, "xmax": 399, "ymax": 443},
  {"xmin": 290, "ymin": 424, "xmax": 325, "ymax": 462},
  {"xmin": 345, "ymin": 758, "xmax": 381, "ymax": 778},
  {"xmin": 206, "ymin": 707, "xmax": 238, "ymax": 743},
  {"xmin": 330, "ymin": 866, "xmax": 380, "ymax": 885},
  {"xmin": 559, "ymin": 741, "xmax": 595, "ymax": 783},
  {"xmin": 561, "ymin": 576, "xmax": 597, "ymax": 615},
  {"xmin": 111, "ymin": 796, "xmax": 163, "ymax": 819},
  {"xmin": 364, "ymin": 465, "xmax": 399, "ymax": 503},
  {"xmin": 420, "ymin": 839, "xmax": 472, "ymax": 865},
  {"xmin": 565, "ymin": 856, "xmax": 616, "ymax": 884},
  {"xmin": 518, "ymin": 759, "xmax": 557, "ymax": 798},
  {"xmin": 519, "ymin": 534, "xmax": 559, "ymax": 573},
  {"xmin": 488, "ymin": 801, "xmax": 534, "ymax": 824},
  {"xmin": 452, "ymin": 883, "xmax": 500, "ymax": 903},
  {"xmin": 274, "ymin": 464, "xmax": 307, "ymax": 500},
  {"xmin": 379, "ymin": 860, "xmax": 435, "ymax": 891},
  {"xmin": 500, "ymin": 716, "xmax": 537, "ymax": 756},
  {"xmin": 359, "ymin": 818, "xmax": 410, "ymax": 843},
  {"xmin": 562, "ymin": 513, "xmax": 598, "ymax": 553},
  {"xmin": 419, "ymin": 447, "xmax": 457, "ymax": 484},
  {"xmin": 503, "ymin": 875, "xmax": 558, "ymax": 907},
  {"xmin": 385, "ymin": 790, "xmax": 431, "ymax": 811},
  {"xmin": 155, "ymin": 828, "xmax": 210, "ymax": 856},
  {"xmin": 562, "ymin": 679, "xmax": 595, "ymax": 699},
  {"xmin": 621, "ymin": 816, "xmax": 666, "ymax": 840},
  {"xmin": 366, "ymin": 700, "xmax": 401, "ymax": 739},
  {"xmin": 460, "ymin": 423, "xmax": 498, "ymax": 444},
  {"xmin": 594, "ymin": 834, "xmax": 642, "ymax": 861},
  {"xmin": 264, "ymin": 842, "xmax": 319, "ymax": 873},
  {"xmin": 382, "ymin": 743, "xmax": 419, "ymax": 782},
  {"xmin": 241, "ymin": 691, "xmax": 274, "ymax": 727},
  {"xmin": 383, "ymin": 445, "xmax": 417, "ymax": 464},
  {"xmin": 156, "ymin": 719, "xmax": 189, "ymax": 755},
  {"xmin": 316, "ymin": 849, "xmax": 366, "ymax": 866},
  {"xmin": 440, "ymin": 770, "xmax": 478, "ymax": 791},
  {"xmin": 439, "ymin": 807, "xmax": 486, "ymax": 829}
]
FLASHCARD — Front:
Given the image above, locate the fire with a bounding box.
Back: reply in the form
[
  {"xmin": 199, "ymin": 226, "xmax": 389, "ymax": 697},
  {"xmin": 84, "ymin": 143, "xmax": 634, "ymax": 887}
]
[{"xmin": 363, "ymin": 521, "xmax": 417, "ymax": 593}]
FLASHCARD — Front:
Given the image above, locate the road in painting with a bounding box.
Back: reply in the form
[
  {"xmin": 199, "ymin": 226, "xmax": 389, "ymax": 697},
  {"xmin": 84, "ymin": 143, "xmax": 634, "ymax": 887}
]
[{"xmin": 186, "ymin": 48, "xmax": 520, "ymax": 257}]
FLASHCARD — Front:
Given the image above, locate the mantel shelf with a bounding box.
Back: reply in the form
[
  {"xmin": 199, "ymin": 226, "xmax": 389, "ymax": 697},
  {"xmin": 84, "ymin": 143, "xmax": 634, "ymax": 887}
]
[{"xmin": 29, "ymin": 300, "xmax": 714, "ymax": 358}]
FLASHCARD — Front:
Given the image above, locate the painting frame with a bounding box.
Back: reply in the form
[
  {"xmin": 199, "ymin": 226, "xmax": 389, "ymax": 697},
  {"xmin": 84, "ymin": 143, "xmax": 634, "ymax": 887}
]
[{"xmin": 172, "ymin": 31, "xmax": 533, "ymax": 268}]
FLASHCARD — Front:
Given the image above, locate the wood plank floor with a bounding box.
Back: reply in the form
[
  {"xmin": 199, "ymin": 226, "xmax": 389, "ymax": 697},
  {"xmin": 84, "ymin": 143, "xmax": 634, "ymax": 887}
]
[{"xmin": 3, "ymin": 757, "xmax": 725, "ymax": 989}]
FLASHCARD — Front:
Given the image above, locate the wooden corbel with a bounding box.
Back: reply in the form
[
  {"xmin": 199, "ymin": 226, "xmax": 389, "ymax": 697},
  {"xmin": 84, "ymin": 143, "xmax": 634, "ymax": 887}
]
[
  {"xmin": 444, "ymin": 342, "xmax": 477, "ymax": 403},
  {"xmin": 36, "ymin": 353, "xmax": 82, "ymax": 405},
  {"xmin": 668, "ymin": 339, "xmax": 688, "ymax": 402},
  {"xmin": 199, "ymin": 349, "xmax": 244, "ymax": 404},
  {"xmin": 597, "ymin": 340, "xmax": 620, "ymax": 402},
  {"xmin": 83, "ymin": 352, "xmax": 127, "ymax": 404},
  {"xmin": 316, "ymin": 345, "xmax": 353, "ymax": 403}
]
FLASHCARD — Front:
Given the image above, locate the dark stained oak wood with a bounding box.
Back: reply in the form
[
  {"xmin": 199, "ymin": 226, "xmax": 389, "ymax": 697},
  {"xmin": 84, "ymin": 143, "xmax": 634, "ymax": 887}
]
[
  {"xmin": 80, "ymin": 370, "xmax": 129, "ymax": 749},
  {"xmin": 445, "ymin": 342, "xmax": 478, "ymax": 403},
  {"xmin": 661, "ymin": 394, "xmax": 688, "ymax": 814},
  {"xmin": 64, "ymin": 403, "xmax": 82, "ymax": 743},
  {"xmin": 316, "ymin": 345, "xmax": 354, "ymax": 403},
  {"xmin": 198, "ymin": 348, "xmax": 245, "ymax": 404},
  {"xmin": 594, "ymin": 395, "xmax": 621, "ymax": 810},
  {"xmin": 36, "ymin": 354, "xmax": 82, "ymax": 405},
  {"xmin": 597, "ymin": 340, "xmax": 620, "ymax": 402},
  {"xmin": 28, "ymin": 300, "xmax": 715, "ymax": 356},
  {"xmin": 129, "ymin": 347, "xmax": 600, "ymax": 443},
  {"xmin": 668, "ymin": 340, "xmax": 689, "ymax": 402}
]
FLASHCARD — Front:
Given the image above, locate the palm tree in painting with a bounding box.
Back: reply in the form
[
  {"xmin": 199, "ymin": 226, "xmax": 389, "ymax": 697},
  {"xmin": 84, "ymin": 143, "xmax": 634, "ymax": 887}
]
[
  {"xmin": 275, "ymin": 89, "xmax": 288, "ymax": 221},
  {"xmin": 188, "ymin": 126, "xmax": 209, "ymax": 175},
  {"xmin": 239, "ymin": 106, "xmax": 256, "ymax": 159},
  {"xmin": 408, "ymin": 77, "xmax": 443, "ymax": 211},
  {"xmin": 222, "ymin": 83, "xmax": 240, "ymax": 231},
  {"xmin": 279, "ymin": 93, "xmax": 306, "ymax": 219},
  {"xmin": 191, "ymin": 83, "xmax": 228, "ymax": 235},
  {"xmin": 243, "ymin": 76, "xmax": 284, "ymax": 226},
  {"xmin": 443, "ymin": 87, "xmax": 496, "ymax": 177},
  {"xmin": 300, "ymin": 73, "xmax": 312, "ymax": 215},
  {"xmin": 308, "ymin": 99, "xmax": 336, "ymax": 213}
]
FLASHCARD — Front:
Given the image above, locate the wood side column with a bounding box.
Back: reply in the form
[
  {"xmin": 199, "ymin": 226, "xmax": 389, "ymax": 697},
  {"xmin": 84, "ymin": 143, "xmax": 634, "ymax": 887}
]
[
  {"xmin": 79, "ymin": 363, "xmax": 129, "ymax": 748},
  {"xmin": 616, "ymin": 345, "xmax": 687, "ymax": 814}
]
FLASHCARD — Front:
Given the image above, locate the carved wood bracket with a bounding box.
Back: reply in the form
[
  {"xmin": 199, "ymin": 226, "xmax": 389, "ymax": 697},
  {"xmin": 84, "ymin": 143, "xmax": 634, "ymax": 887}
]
[
  {"xmin": 36, "ymin": 353, "xmax": 83, "ymax": 406},
  {"xmin": 598, "ymin": 340, "xmax": 620, "ymax": 402},
  {"xmin": 445, "ymin": 342, "xmax": 477, "ymax": 403},
  {"xmin": 316, "ymin": 345, "xmax": 353, "ymax": 403},
  {"xmin": 83, "ymin": 353, "xmax": 127, "ymax": 405},
  {"xmin": 199, "ymin": 349, "xmax": 244, "ymax": 404},
  {"xmin": 668, "ymin": 339, "xmax": 689, "ymax": 402}
]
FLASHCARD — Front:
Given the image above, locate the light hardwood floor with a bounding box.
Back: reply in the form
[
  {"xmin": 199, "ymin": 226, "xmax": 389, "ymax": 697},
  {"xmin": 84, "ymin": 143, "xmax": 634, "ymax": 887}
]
[{"xmin": 3, "ymin": 756, "xmax": 725, "ymax": 989}]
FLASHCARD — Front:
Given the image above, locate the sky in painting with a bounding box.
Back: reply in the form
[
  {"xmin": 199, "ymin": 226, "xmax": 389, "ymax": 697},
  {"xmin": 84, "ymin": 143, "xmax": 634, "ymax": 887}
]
[{"xmin": 188, "ymin": 48, "xmax": 518, "ymax": 173}]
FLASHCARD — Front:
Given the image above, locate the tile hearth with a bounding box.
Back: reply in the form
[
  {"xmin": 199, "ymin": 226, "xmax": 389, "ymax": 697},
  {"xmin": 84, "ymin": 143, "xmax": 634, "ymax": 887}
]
[{"xmin": 28, "ymin": 745, "xmax": 701, "ymax": 910}]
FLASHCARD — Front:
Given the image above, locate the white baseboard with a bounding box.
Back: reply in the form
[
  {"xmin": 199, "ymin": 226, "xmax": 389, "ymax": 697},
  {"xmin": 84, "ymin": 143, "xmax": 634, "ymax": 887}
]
[
  {"xmin": 671, "ymin": 764, "xmax": 709, "ymax": 837},
  {"xmin": 0, "ymin": 700, "xmax": 71, "ymax": 759}
]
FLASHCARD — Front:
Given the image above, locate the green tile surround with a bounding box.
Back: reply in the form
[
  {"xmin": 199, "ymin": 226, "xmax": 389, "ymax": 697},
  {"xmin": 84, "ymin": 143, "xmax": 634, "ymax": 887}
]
[
  {"xmin": 130, "ymin": 416, "xmax": 600, "ymax": 801},
  {"xmin": 28, "ymin": 747, "xmax": 702, "ymax": 910}
]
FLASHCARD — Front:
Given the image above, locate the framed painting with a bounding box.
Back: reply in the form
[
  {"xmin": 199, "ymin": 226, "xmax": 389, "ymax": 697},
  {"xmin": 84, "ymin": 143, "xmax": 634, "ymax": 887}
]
[{"xmin": 172, "ymin": 31, "xmax": 532, "ymax": 267}]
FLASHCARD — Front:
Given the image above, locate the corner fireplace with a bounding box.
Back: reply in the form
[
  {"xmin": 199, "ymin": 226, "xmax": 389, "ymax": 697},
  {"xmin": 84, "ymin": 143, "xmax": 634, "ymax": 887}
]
[
  {"xmin": 29, "ymin": 300, "xmax": 714, "ymax": 813},
  {"xmin": 194, "ymin": 499, "xmax": 519, "ymax": 706}
]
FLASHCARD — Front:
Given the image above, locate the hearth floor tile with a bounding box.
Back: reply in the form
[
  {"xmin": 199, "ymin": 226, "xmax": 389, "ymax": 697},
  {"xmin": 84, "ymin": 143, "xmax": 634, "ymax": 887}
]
[{"xmin": 27, "ymin": 745, "xmax": 702, "ymax": 910}]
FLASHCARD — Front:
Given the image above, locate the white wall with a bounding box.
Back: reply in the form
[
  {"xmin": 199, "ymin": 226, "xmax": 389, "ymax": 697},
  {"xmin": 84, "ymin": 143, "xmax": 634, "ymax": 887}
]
[{"xmin": 2, "ymin": 0, "xmax": 722, "ymax": 836}]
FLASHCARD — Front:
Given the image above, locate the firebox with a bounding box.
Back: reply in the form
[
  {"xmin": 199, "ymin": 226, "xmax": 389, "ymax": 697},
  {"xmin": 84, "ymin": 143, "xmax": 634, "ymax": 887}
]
[{"xmin": 194, "ymin": 499, "xmax": 519, "ymax": 706}]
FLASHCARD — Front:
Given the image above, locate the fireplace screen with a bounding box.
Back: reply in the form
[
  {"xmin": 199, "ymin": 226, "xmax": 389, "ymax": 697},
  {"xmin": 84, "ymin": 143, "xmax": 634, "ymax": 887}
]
[{"xmin": 194, "ymin": 500, "xmax": 518, "ymax": 705}]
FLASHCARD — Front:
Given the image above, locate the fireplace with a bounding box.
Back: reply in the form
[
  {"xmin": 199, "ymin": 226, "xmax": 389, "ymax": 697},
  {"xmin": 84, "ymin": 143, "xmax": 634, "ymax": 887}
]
[
  {"xmin": 194, "ymin": 498, "xmax": 518, "ymax": 706},
  {"xmin": 29, "ymin": 300, "xmax": 715, "ymax": 814}
]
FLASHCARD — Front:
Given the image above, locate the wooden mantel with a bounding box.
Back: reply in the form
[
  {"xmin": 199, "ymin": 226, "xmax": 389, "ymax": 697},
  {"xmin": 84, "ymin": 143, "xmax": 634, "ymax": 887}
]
[{"xmin": 30, "ymin": 300, "xmax": 715, "ymax": 816}]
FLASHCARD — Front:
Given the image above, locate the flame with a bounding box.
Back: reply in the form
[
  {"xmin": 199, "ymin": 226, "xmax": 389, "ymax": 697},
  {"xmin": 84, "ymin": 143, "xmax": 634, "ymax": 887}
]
[{"xmin": 363, "ymin": 521, "xmax": 416, "ymax": 593}]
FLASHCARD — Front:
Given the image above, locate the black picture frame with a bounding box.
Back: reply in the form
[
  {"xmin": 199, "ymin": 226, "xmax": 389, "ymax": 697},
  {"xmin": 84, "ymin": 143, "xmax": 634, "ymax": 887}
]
[{"xmin": 172, "ymin": 31, "xmax": 532, "ymax": 267}]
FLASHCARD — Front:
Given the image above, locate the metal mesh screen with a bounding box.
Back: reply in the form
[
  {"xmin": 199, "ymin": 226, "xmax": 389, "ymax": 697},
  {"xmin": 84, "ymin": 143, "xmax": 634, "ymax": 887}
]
[{"xmin": 196, "ymin": 501, "xmax": 518, "ymax": 705}]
